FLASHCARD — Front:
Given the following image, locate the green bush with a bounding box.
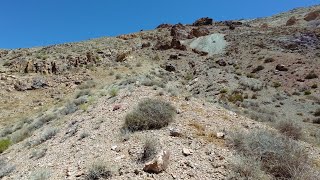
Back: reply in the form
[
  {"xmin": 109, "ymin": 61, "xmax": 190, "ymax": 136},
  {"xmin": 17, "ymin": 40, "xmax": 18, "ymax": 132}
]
[
  {"xmin": 0, "ymin": 139, "xmax": 11, "ymax": 153},
  {"xmin": 124, "ymin": 99, "xmax": 176, "ymax": 131}
]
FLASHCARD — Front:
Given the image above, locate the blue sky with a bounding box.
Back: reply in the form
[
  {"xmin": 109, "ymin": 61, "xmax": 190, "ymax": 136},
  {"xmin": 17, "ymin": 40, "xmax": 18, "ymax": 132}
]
[{"xmin": 0, "ymin": 0, "xmax": 319, "ymax": 49}]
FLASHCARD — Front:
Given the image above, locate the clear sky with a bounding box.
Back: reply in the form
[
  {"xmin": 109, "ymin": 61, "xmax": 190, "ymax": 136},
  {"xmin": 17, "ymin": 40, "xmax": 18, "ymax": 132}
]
[{"xmin": 0, "ymin": 0, "xmax": 319, "ymax": 49}]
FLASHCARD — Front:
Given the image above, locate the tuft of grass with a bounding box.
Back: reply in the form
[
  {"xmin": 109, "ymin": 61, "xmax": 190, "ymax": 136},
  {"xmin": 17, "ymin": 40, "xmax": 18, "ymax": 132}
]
[
  {"xmin": 311, "ymin": 84, "xmax": 318, "ymax": 89},
  {"xmin": 78, "ymin": 80, "xmax": 96, "ymax": 90},
  {"xmin": 79, "ymin": 132, "xmax": 89, "ymax": 140},
  {"xmin": 61, "ymin": 102, "xmax": 78, "ymax": 115},
  {"xmin": 85, "ymin": 162, "xmax": 112, "ymax": 180},
  {"xmin": 140, "ymin": 137, "xmax": 159, "ymax": 162},
  {"xmin": 30, "ymin": 148, "xmax": 47, "ymax": 160},
  {"xmin": 75, "ymin": 89, "xmax": 91, "ymax": 99},
  {"xmin": 115, "ymin": 74, "xmax": 122, "ymax": 80},
  {"xmin": 34, "ymin": 128, "xmax": 58, "ymax": 146},
  {"xmin": 30, "ymin": 169, "xmax": 50, "ymax": 180},
  {"xmin": 108, "ymin": 87, "xmax": 119, "ymax": 98},
  {"xmin": 228, "ymin": 93, "xmax": 244, "ymax": 103},
  {"xmin": 227, "ymin": 129, "xmax": 318, "ymax": 179},
  {"xmin": 304, "ymin": 90, "xmax": 311, "ymax": 95},
  {"xmin": 28, "ymin": 113, "xmax": 58, "ymax": 131},
  {"xmin": 272, "ymin": 82, "xmax": 281, "ymax": 88},
  {"xmin": 220, "ymin": 88, "xmax": 228, "ymax": 94},
  {"xmin": 305, "ymin": 71, "xmax": 318, "ymax": 79},
  {"xmin": 10, "ymin": 127, "xmax": 30, "ymax": 143},
  {"xmin": 0, "ymin": 159, "xmax": 15, "ymax": 178},
  {"xmin": 228, "ymin": 155, "xmax": 268, "ymax": 179},
  {"xmin": 124, "ymin": 99, "xmax": 176, "ymax": 131},
  {"xmin": 314, "ymin": 109, "xmax": 320, "ymax": 117},
  {"xmin": 0, "ymin": 139, "xmax": 11, "ymax": 153},
  {"xmin": 275, "ymin": 120, "xmax": 302, "ymax": 140}
]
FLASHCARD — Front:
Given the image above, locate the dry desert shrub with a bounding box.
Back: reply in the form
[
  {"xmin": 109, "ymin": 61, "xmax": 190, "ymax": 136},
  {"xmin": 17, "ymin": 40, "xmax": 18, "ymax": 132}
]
[
  {"xmin": 85, "ymin": 162, "xmax": 112, "ymax": 180},
  {"xmin": 0, "ymin": 159, "xmax": 15, "ymax": 178},
  {"xmin": 227, "ymin": 129, "xmax": 318, "ymax": 179},
  {"xmin": 275, "ymin": 120, "xmax": 302, "ymax": 140},
  {"xmin": 124, "ymin": 99, "xmax": 176, "ymax": 131}
]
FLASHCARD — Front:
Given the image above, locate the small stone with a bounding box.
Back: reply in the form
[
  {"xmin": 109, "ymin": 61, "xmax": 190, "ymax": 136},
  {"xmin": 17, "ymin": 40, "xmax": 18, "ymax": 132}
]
[
  {"xmin": 216, "ymin": 132, "xmax": 225, "ymax": 139},
  {"xmin": 115, "ymin": 155, "xmax": 125, "ymax": 161},
  {"xmin": 182, "ymin": 148, "xmax": 193, "ymax": 156},
  {"xmin": 169, "ymin": 128, "xmax": 182, "ymax": 137},
  {"xmin": 111, "ymin": 145, "xmax": 120, "ymax": 152},
  {"xmin": 143, "ymin": 150, "xmax": 170, "ymax": 173},
  {"xmin": 113, "ymin": 104, "xmax": 121, "ymax": 111},
  {"xmin": 276, "ymin": 64, "xmax": 288, "ymax": 71}
]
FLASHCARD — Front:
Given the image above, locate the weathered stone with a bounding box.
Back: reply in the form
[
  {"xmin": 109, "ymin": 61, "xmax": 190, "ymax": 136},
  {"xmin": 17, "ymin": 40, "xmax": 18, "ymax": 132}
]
[
  {"xmin": 143, "ymin": 150, "xmax": 170, "ymax": 173},
  {"xmin": 304, "ymin": 10, "xmax": 320, "ymax": 21},
  {"xmin": 169, "ymin": 128, "xmax": 182, "ymax": 137},
  {"xmin": 192, "ymin": 49, "xmax": 208, "ymax": 56},
  {"xmin": 182, "ymin": 148, "xmax": 193, "ymax": 156},
  {"xmin": 216, "ymin": 59, "xmax": 227, "ymax": 66},
  {"xmin": 171, "ymin": 23, "xmax": 189, "ymax": 40},
  {"xmin": 189, "ymin": 27, "xmax": 210, "ymax": 38},
  {"xmin": 156, "ymin": 24, "xmax": 173, "ymax": 29},
  {"xmin": 113, "ymin": 104, "xmax": 121, "ymax": 111},
  {"xmin": 169, "ymin": 55, "xmax": 179, "ymax": 60},
  {"xmin": 216, "ymin": 132, "xmax": 225, "ymax": 139},
  {"xmin": 286, "ymin": 16, "xmax": 297, "ymax": 26},
  {"xmin": 276, "ymin": 64, "xmax": 288, "ymax": 71},
  {"xmin": 171, "ymin": 38, "xmax": 186, "ymax": 51},
  {"xmin": 14, "ymin": 81, "xmax": 29, "ymax": 91},
  {"xmin": 193, "ymin": 17, "xmax": 213, "ymax": 26},
  {"xmin": 165, "ymin": 64, "xmax": 176, "ymax": 72}
]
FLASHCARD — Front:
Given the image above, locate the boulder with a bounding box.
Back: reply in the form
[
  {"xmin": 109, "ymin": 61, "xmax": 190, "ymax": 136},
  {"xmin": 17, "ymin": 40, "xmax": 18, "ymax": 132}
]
[
  {"xmin": 169, "ymin": 55, "xmax": 179, "ymax": 60},
  {"xmin": 304, "ymin": 10, "xmax": 320, "ymax": 21},
  {"xmin": 156, "ymin": 23, "xmax": 173, "ymax": 29},
  {"xmin": 276, "ymin": 64, "xmax": 288, "ymax": 71},
  {"xmin": 171, "ymin": 38, "xmax": 186, "ymax": 50},
  {"xmin": 143, "ymin": 150, "xmax": 170, "ymax": 173},
  {"xmin": 171, "ymin": 23, "xmax": 190, "ymax": 40},
  {"xmin": 286, "ymin": 16, "xmax": 297, "ymax": 26},
  {"xmin": 165, "ymin": 64, "xmax": 176, "ymax": 72},
  {"xmin": 154, "ymin": 40, "xmax": 172, "ymax": 50},
  {"xmin": 189, "ymin": 27, "xmax": 210, "ymax": 38},
  {"xmin": 31, "ymin": 77, "xmax": 48, "ymax": 89},
  {"xmin": 14, "ymin": 81, "xmax": 29, "ymax": 91},
  {"xmin": 193, "ymin": 17, "xmax": 213, "ymax": 26},
  {"xmin": 216, "ymin": 59, "xmax": 227, "ymax": 66},
  {"xmin": 192, "ymin": 49, "xmax": 208, "ymax": 56}
]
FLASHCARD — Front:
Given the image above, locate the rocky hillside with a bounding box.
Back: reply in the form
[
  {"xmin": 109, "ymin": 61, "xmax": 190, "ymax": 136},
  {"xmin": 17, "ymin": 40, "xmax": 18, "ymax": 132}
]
[{"xmin": 0, "ymin": 5, "xmax": 320, "ymax": 180}]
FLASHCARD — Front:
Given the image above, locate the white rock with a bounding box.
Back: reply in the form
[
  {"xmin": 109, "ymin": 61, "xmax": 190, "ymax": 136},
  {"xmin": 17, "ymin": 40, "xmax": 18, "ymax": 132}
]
[
  {"xmin": 111, "ymin": 145, "xmax": 118, "ymax": 151},
  {"xmin": 216, "ymin": 132, "xmax": 225, "ymax": 139},
  {"xmin": 182, "ymin": 148, "xmax": 193, "ymax": 156},
  {"xmin": 143, "ymin": 150, "xmax": 170, "ymax": 173}
]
